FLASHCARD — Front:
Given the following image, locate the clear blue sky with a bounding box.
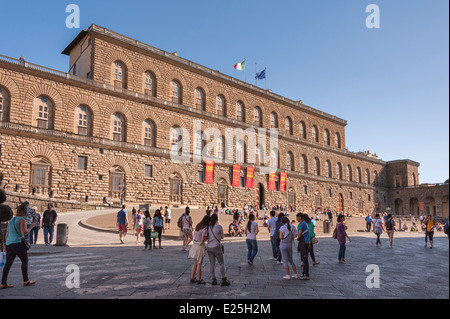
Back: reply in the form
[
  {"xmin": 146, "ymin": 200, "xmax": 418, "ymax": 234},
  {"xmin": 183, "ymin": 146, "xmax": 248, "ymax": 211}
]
[{"xmin": 0, "ymin": 0, "xmax": 448, "ymax": 183}]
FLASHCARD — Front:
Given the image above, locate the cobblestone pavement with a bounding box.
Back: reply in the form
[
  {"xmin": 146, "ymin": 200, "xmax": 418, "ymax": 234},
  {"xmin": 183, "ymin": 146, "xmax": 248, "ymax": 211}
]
[{"xmin": 0, "ymin": 209, "xmax": 448, "ymax": 299}]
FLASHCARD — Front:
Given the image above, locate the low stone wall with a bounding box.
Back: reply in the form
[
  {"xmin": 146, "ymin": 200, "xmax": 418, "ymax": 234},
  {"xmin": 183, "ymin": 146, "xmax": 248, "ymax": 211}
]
[{"xmin": 3, "ymin": 190, "xmax": 111, "ymax": 213}]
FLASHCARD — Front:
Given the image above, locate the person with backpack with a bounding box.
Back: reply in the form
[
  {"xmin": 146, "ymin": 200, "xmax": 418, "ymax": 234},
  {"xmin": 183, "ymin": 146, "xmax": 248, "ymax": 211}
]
[
  {"xmin": 296, "ymin": 213, "xmax": 310, "ymax": 280},
  {"xmin": 279, "ymin": 216, "xmax": 298, "ymax": 280},
  {"xmin": 385, "ymin": 214, "xmax": 397, "ymax": 248},
  {"xmin": 274, "ymin": 213, "xmax": 285, "ymax": 264},
  {"xmin": 180, "ymin": 207, "xmax": 193, "ymax": 251}
]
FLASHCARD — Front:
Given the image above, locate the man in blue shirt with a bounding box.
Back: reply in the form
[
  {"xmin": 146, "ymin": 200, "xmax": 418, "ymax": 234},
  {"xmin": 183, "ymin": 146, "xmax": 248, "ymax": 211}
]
[
  {"xmin": 117, "ymin": 205, "xmax": 128, "ymax": 244},
  {"xmin": 296, "ymin": 213, "xmax": 310, "ymax": 280},
  {"xmin": 365, "ymin": 214, "xmax": 373, "ymax": 232}
]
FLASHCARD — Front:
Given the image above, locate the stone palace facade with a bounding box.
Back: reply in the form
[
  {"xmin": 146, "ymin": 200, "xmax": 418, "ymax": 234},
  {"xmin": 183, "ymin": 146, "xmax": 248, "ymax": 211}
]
[{"xmin": 0, "ymin": 24, "xmax": 448, "ymax": 217}]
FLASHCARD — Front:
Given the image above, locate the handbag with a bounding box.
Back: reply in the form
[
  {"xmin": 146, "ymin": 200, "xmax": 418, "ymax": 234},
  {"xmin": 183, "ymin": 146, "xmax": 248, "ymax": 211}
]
[
  {"xmin": 151, "ymin": 231, "xmax": 158, "ymax": 239},
  {"xmin": 13, "ymin": 218, "xmax": 31, "ymax": 250},
  {"xmin": 209, "ymin": 226, "xmax": 224, "ymax": 254},
  {"xmin": 312, "ymin": 237, "xmax": 319, "ymax": 245}
]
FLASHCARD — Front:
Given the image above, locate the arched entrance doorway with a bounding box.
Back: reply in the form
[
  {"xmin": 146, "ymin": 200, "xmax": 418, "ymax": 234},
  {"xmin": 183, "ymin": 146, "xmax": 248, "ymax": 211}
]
[
  {"xmin": 338, "ymin": 193, "xmax": 344, "ymax": 213},
  {"xmin": 410, "ymin": 198, "xmax": 419, "ymax": 216},
  {"xmin": 394, "ymin": 198, "xmax": 404, "ymax": 215},
  {"xmin": 256, "ymin": 183, "xmax": 265, "ymax": 209},
  {"xmin": 425, "ymin": 196, "xmax": 436, "ymax": 217},
  {"xmin": 443, "ymin": 196, "xmax": 449, "ymax": 219}
]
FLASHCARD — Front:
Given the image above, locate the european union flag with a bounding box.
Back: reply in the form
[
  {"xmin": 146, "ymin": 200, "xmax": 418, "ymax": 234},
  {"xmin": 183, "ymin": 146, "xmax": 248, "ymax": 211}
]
[{"xmin": 255, "ymin": 69, "xmax": 266, "ymax": 80}]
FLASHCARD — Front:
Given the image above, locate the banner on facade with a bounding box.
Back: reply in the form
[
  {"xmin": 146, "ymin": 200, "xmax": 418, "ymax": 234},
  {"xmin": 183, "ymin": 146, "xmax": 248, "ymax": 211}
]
[
  {"xmin": 205, "ymin": 161, "xmax": 215, "ymax": 184},
  {"xmin": 232, "ymin": 164, "xmax": 241, "ymax": 187},
  {"xmin": 419, "ymin": 201, "xmax": 425, "ymax": 212},
  {"xmin": 280, "ymin": 172, "xmax": 287, "ymax": 192},
  {"xmin": 374, "ymin": 202, "xmax": 379, "ymax": 209},
  {"xmin": 268, "ymin": 171, "xmax": 276, "ymax": 191},
  {"xmin": 246, "ymin": 167, "xmax": 255, "ymax": 188}
]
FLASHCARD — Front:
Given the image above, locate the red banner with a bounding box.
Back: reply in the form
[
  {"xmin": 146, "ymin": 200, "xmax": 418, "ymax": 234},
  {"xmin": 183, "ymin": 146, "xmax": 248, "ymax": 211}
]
[
  {"xmin": 280, "ymin": 172, "xmax": 287, "ymax": 192},
  {"xmin": 374, "ymin": 203, "xmax": 379, "ymax": 209},
  {"xmin": 232, "ymin": 164, "xmax": 241, "ymax": 187},
  {"xmin": 268, "ymin": 171, "xmax": 276, "ymax": 191},
  {"xmin": 205, "ymin": 161, "xmax": 215, "ymax": 184},
  {"xmin": 419, "ymin": 202, "xmax": 425, "ymax": 212},
  {"xmin": 246, "ymin": 167, "xmax": 255, "ymax": 188}
]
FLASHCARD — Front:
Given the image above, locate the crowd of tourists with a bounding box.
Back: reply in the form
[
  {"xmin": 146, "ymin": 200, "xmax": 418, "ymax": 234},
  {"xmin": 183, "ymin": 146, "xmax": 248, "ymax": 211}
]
[{"xmin": 1, "ymin": 184, "xmax": 449, "ymax": 290}]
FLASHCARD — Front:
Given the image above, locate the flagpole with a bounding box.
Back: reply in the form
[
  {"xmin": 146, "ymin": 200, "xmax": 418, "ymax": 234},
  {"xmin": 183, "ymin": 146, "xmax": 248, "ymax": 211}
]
[
  {"xmin": 244, "ymin": 58, "xmax": 247, "ymax": 83},
  {"xmin": 265, "ymin": 68, "xmax": 267, "ymax": 90}
]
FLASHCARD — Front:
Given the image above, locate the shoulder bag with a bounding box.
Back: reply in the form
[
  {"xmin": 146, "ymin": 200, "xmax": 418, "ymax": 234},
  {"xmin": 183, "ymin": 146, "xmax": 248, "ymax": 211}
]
[
  {"xmin": 209, "ymin": 226, "xmax": 224, "ymax": 254},
  {"xmin": 13, "ymin": 218, "xmax": 31, "ymax": 250}
]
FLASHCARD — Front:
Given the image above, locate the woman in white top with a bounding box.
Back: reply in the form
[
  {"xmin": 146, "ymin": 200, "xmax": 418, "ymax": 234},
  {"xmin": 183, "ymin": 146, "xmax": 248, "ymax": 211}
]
[
  {"xmin": 279, "ymin": 216, "xmax": 298, "ymax": 280},
  {"xmin": 245, "ymin": 214, "xmax": 259, "ymax": 267}
]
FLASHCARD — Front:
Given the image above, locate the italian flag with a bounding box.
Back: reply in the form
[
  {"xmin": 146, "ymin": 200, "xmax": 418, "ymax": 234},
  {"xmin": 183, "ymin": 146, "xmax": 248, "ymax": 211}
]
[{"xmin": 234, "ymin": 60, "xmax": 246, "ymax": 71}]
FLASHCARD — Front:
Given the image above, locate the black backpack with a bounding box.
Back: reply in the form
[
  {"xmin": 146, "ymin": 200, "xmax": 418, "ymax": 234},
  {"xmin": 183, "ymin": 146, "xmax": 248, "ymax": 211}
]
[
  {"xmin": 273, "ymin": 219, "xmax": 282, "ymax": 238},
  {"xmin": 386, "ymin": 219, "xmax": 394, "ymax": 231},
  {"xmin": 444, "ymin": 221, "xmax": 450, "ymax": 235},
  {"xmin": 177, "ymin": 214, "xmax": 184, "ymax": 228}
]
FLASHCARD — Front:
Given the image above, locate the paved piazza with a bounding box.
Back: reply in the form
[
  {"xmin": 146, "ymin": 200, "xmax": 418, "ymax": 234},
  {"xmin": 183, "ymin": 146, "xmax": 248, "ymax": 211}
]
[{"xmin": 0, "ymin": 209, "xmax": 448, "ymax": 299}]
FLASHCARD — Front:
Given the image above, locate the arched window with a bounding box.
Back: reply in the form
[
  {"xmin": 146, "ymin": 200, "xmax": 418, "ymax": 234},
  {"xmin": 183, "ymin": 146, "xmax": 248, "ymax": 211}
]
[
  {"xmin": 236, "ymin": 139, "xmax": 245, "ymax": 164},
  {"xmin": 314, "ymin": 157, "xmax": 320, "ymax": 176},
  {"xmin": 337, "ymin": 163, "xmax": 343, "ymax": 180},
  {"xmin": 271, "ymin": 147, "xmax": 279, "ymax": 169},
  {"xmin": 0, "ymin": 87, "xmax": 9, "ymax": 122},
  {"xmin": 299, "ymin": 121, "xmax": 306, "ymax": 139},
  {"xmin": 144, "ymin": 71, "xmax": 155, "ymax": 96},
  {"xmin": 356, "ymin": 167, "xmax": 362, "ymax": 183},
  {"xmin": 113, "ymin": 61, "xmax": 126, "ymax": 88},
  {"xmin": 300, "ymin": 155, "xmax": 308, "ymax": 174},
  {"xmin": 312, "ymin": 125, "xmax": 319, "ymax": 143},
  {"xmin": 75, "ymin": 105, "xmax": 92, "ymax": 136},
  {"xmin": 346, "ymin": 165, "xmax": 353, "ymax": 182},
  {"xmin": 324, "ymin": 129, "xmax": 330, "ymax": 146},
  {"xmin": 325, "ymin": 160, "xmax": 332, "ymax": 178},
  {"xmin": 365, "ymin": 169, "xmax": 370, "ymax": 185},
  {"xmin": 216, "ymin": 136, "xmax": 224, "ymax": 160},
  {"xmin": 373, "ymin": 171, "xmax": 378, "ymax": 186},
  {"xmin": 171, "ymin": 126, "xmax": 183, "ymax": 154},
  {"xmin": 335, "ymin": 132, "xmax": 341, "ymax": 148},
  {"xmin": 171, "ymin": 80, "xmax": 182, "ymax": 104},
  {"xmin": 270, "ymin": 112, "xmax": 278, "ymax": 129},
  {"xmin": 256, "ymin": 144, "xmax": 265, "ymax": 166},
  {"xmin": 236, "ymin": 101, "xmax": 245, "ymax": 122},
  {"xmin": 111, "ymin": 113, "xmax": 126, "ymax": 142},
  {"xmin": 194, "ymin": 130, "xmax": 203, "ymax": 158},
  {"xmin": 254, "ymin": 107, "xmax": 262, "ymax": 127},
  {"xmin": 143, "ymin": 119, "xmax": 156, "ymax": 147},
  {"xmin": 286, "ymin": 117, "xmax": 293, "ymax": 135},
  {"xmin": 195, "ymin": 88, "xmax": 205, "ymax": 111},
  {"xmin": 286, "ymin": 152, "xmax": 294, "ymax": 171},
  {"xmin": 216, "ymin": 95, "xmax": 226, "ymax": 116},
  {"xmin": 412, "ymin": 173, "xmax": 417, "ymax": 186},
  {"xmin": 34, "ymin": 96, "xmax": 53, "ymax": 129}
]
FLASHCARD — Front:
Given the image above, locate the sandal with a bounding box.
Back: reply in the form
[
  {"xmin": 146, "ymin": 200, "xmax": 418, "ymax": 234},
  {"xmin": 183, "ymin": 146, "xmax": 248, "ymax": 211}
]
[
  {"xmin": 0, "ymin": 285, "xmax": 14, "ymax": 289},
  {"xmin": 197, "ymin": 279, "xmax": 206, "ymax": 285},
  {"xmin": 23, "ymin": 281, "xmax": 36, "ymax": 287}
]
